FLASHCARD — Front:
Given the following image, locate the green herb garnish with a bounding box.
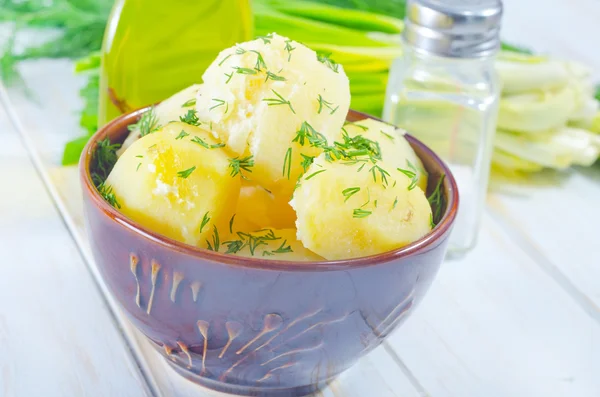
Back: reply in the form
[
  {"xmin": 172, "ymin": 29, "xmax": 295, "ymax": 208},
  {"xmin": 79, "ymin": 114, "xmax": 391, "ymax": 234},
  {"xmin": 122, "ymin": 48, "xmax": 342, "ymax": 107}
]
[
  {"xmin": 300, "ymin": 154, "xmax": 315, "ymax": 173},
  {"xmin": 317, "ymin": 94, "xmax": 338, "ymax": 115},
  {"xmin": 176, "ymin": 130, "xmax": 189, "ymax": 140},
  {"xmin": 229, "ymin": 155, "xmax": 255, "ymax": 179},
  {"xmin": 428, "ymin": 174, "xmax": 446, "ymax": 225},
  {"xmin": 265, "ymin": 71, "xmax": 286, "ymax": 82},
  {"xmin": 225, "ymin": 72, "xmax": 234, "ymax": 84},
  {"xmin": 263, "ymin": 89, "xmax": 295, "ymax": 114},
  {"xmin": 342, "ymin": 187, "xmax": 360, "ymax": 202},
  {"xmin": 200, "ymin": 212, "xmax": 211, "ymax": 233},
  {"xmin": 282, "ymin": 148, "xmax": 292, "ymax": 180},
  {"xmin": 370, "ymin": 165, "xmax": 390, "ymax": 186},
  {"xmin": 250, "ymin": 50, "xmax": 267, "ymax": 71},
  {"xmin": 263, "ymin": 240, "xmax": 293, "ymax": 256},
  {"xmin": 181, "ymin": 98, "xmax": 196, "ymax": 108},
  {"xmin": 180, "ymin": 109, "xmax": 201, "ymax": 126},
  {"xmin": 129, "ymin": 107, "xmax": 160, "ymax": 137},
  {"xmin": 177, "ymin": 166, "xmax": 196, "ymax": 179},
  {"xmin": 210, "ymin": 98, "xmax": 228, "ymax": 113},
  {"xmin": 191, "ymin": 136, "xmax": 225, "ymax": 149},
  {"xmin": 380, "ymin": 129, "xmax": 395, "ymax": 141},
  {"xmin": 97, "ymin": 183, "xmax": 121, "ymax": 209},
  {"xmin": 256, "ymin": 34, "xmax": 273, "ymax": 44},
  {"xmin": 206, "ymin": 225, "xmax": 220, "ymax": 252},
  {"xmin": 233, "ymin": 67, "xmax": 257, "ymax": 75},
  {"xmin": 229, "ymin": 214, "xmax": 236, "ymax": 234},
  {"xmin": 316, "ymin": 51, "xmax": 339, "ymax": 73},
  {"xmin": 91, "ymin": 138, "xmax": 120, "ymax": 186},
  {"xmin": 284, "ymin": 39, "xmax": 296, "ymax": 61},
  {"xmin": 305, "ymin": 169, "xmax": 326, "ymax": 180},
  {"xmin": 353, "ymin": 209, "xmax": 372, "ymax": 218}
]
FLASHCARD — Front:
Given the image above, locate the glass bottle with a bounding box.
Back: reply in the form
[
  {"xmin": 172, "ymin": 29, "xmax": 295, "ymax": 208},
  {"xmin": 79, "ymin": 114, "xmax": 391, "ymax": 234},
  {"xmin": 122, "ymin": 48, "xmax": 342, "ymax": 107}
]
[
  {"xmin": 98, "ymin": 0, "xmax": 253, "ymax": 126},
  {"xmin": 383, "ymin": 0, "xmax": 503, "ymax": 257}
]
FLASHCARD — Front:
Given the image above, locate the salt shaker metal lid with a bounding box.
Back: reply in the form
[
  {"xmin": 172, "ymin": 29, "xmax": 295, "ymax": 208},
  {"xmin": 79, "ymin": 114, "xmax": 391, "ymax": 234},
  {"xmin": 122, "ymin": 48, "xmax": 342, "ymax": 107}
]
[{"xmin": 403, "ymin": 0, "xmax": 503, "ymax": 58}]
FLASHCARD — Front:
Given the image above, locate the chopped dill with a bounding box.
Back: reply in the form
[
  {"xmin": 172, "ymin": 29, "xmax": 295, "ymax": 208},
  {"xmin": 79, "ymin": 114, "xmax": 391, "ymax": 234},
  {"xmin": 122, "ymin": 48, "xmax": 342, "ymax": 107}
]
[
  {"xmin": 263, "ymin": 89, "xmax": 296, "ymax": 114},
  {"xmin": 229, "ymin": 155, "xmax": 255, "ymax": 179},
  {"xmin": 181, "ymin": 98, "xmax": 196, "ymax": 108},
  {"xmin": 282, "ymin": 148, "xmax": 292, "ymax": 179},
  {"xmin": 200, "ymin": 212, "xmax": 211, "ymax": 233},
  {"xmin": 177, "ymin": 166, "xmax": 196, "ymax": 179},
  {"xmin": 342, "ymin": 187, "xmax": 361, "ymax": 202},
  {"xmin": 180, "ymin": 109, "xmax": 201, "ymax": 126},
  {"xmin": 317, "ymin": 94, "xmax": 339, "ymax": 115}
]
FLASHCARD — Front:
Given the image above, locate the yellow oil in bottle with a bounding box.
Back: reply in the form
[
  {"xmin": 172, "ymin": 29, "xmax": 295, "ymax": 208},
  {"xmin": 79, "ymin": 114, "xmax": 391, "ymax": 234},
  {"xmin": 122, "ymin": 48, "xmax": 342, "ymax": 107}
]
[{"xmin": 98, "ymin": 0, "xmax": 253, "ymax": 126}]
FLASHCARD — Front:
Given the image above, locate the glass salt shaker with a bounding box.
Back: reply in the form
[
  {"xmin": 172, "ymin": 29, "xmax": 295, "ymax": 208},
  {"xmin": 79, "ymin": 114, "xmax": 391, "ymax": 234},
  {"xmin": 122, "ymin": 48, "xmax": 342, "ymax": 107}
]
[{"xmin": 383, "ymin": 0, "xmax": 503, "ymax": 257}]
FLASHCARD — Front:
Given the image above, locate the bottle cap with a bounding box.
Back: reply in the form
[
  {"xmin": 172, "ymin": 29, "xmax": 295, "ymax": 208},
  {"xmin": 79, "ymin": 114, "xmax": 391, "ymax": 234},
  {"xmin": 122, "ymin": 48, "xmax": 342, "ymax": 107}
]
[{"xmin": 403, "ymin": 0, "xmax": 503, "ymax": 58}]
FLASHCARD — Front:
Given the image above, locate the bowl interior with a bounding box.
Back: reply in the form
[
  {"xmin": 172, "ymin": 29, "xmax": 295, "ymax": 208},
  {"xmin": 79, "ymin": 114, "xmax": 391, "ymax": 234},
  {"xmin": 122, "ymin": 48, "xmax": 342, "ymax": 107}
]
[{"xmin": 81, "ymin": 107, "xmax": 458, "ymax": 269}]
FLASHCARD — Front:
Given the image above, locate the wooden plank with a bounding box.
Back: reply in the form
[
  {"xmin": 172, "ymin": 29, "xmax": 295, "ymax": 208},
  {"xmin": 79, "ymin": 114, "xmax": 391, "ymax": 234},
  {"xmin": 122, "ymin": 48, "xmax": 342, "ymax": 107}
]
[
  {"xmin": 1, "ymin": 60, "xmax": 421, "ymax": 397},
  {"xmin": 0, "ymin": 97, "xmax": 150, "ymax": 396},
  {"xmin": 387, "ymin": 213, "xmax": 600, "ymax": 397}
]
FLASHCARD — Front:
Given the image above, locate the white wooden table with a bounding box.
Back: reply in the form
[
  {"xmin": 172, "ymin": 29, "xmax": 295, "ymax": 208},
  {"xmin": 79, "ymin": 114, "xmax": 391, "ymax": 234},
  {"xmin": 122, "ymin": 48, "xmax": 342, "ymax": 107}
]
[{"xmin": 1, "ymin": 1, "xmax": 599, "ymax": 396}]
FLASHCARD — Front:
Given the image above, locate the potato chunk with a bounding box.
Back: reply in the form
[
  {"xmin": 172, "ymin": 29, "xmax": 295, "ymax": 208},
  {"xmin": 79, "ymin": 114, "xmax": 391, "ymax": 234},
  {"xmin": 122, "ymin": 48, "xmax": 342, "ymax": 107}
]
[
  {"xmin": 106, "ymin": 122, "xmax": 240, "ymax": 247},
  {"xmin": 235, "ymin": 182, "xmax": 297, "ymax": 230},
  {"xmin": 196, "ymin": 33, "xmax": 350, "ymax": 196},
  {"xmin": 291, "ymin": 155, "xmax": 432, "ymax": 260},
  {"xmin": 343, "ymin": 118, "xmax": 428, "ymax": 191},
  {"xmin": 226, "ymin": 229, "xmax": 324, "ymax": 262}
]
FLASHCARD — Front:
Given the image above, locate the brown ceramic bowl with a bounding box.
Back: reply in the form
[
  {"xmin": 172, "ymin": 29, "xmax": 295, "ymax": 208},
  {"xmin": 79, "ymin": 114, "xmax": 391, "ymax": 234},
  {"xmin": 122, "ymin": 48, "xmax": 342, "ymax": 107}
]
[{"xmin": 80, "ymin": 108, "xmax": 458, "ymax": 397}]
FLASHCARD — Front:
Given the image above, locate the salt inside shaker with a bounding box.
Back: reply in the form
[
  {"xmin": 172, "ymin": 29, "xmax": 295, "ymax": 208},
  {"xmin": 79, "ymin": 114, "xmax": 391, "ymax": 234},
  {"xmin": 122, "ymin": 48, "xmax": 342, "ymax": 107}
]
[{"xmin": 383, "ymin": 0, "xmax": 503, "ymax": 257}]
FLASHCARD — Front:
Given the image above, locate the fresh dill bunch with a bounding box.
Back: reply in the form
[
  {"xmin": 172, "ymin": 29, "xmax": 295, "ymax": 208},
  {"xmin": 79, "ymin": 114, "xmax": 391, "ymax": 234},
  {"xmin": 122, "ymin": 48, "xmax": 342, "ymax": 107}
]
[
  {"xmin": 128, "ymin": 107, "xmax": 160, "ymax": 136},
  {"xmin": 90, "ymin": 138, "xmax": 121, "ymax": 187},
  {"xmin": 97, "ymin": 183, "xmax": 121, "ymax": 209}
]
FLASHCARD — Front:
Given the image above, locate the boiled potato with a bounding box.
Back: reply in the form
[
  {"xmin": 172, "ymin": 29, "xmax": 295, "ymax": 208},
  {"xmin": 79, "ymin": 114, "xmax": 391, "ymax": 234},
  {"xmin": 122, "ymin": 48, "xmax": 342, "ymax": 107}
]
[
  {"xmin": 196, "ymin": 33, "xmax": 350, "ymax": 196},
  {"xmin": 120, "ymin": 84, "xmax": 203, "ymax": 154},
  {"xmin": 234, "ymin": 181, "xmax": 296, "ymax": 230},
  {"xmin": 343, "ymin": 118, "xmax": 428, "ymax": 191},
  {"xmin": 106, "ymin": 122, "xmax": 240, "ymax": 247},
  {"xmin": 226, "ymin": 228, "xmax": 324, "ymax": 262},
  {"xmin": 291, "ymin": 155, "xmax": 432, "ymax": 260}
]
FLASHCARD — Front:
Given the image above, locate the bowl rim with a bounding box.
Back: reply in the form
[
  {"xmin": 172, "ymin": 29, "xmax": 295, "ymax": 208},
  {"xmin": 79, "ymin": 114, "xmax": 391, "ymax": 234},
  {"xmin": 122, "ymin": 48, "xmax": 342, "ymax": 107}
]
[{"xmin": 80, "ymin": 107, "xmax": 459, "ymax": 271}]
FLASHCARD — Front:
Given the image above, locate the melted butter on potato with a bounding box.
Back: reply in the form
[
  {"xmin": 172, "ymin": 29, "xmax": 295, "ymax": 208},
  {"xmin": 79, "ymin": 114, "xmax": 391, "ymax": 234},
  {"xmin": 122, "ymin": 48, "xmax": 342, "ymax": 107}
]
[
  {"xmin": 343, "ymin": 118, "xmax": 428, "ymax": 192},
  {"xmin": 291, "ymin": 155, "xmax": 432, "ymax": 260},
  {"xmin": 196, "ymin": 33, "xmax": 350, "ymax": 197},
  {"xmin": 235, "ymin": 181, "xmax": 296, "ymax": 230},
  {"xmin": 106, "ymin": 122, "xmax": 240, "ymax": 247}
]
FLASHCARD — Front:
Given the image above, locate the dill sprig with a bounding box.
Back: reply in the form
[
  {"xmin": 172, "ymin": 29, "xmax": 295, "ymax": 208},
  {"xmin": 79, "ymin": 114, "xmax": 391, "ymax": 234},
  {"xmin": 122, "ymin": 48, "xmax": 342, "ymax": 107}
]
[
  {"xmin": 97, "ymin": 183, "xmax": 121, "ymax": 209},
  {"xmin": 282, "ymin": 148, "xmax": 292, "ymax": 179},
  {"xmin": 176, "ymin": 130, "xmax": 189, "ymax": 140},
  {"xmin": 229, "ymin": 214, "xmax": 236, "ymax": 234},
  {"xmin": 305, "ymin": 169, "xmax": 326, "ymax": 180},
  {"xmin": 190, "ymin": 136, "xmax": 225, "ymax": 149},
  {"xmin": 380, "ymin": 129, "xmax": 395, "ymax": 141},
  {"xmin": 180, "ymin": 109, "xmax": 201, "ymax": 126},
  {"xmin": 265, "ymin": 71, "xmax": 286, "ymax": 82},
  {"xmin": 256, "ymin": 34, "xmax": 273, "ymax": 44},
  {"xmin": 177, "ymin": 166, "xmax": 196, "ymax": 179},
  {"xmin": 370, "ymin": 165, "xmax": 390, "ymax": 186},
  {"xmin": 293, "ymin": 121, "xmax": 327, "ymax": 148},
  {"xmin": 233, "ymin": 66, "xmax": 257, "ymax": 75},
  {"xmin": 317, "ymin": 94, "xmax": 339, "ymax": 115},
  {"xmin": 300, "ymin": 154, "xmax": 315, "ymax": 173},
  {"xmin": 200, "ymin": 212, "xmax": 211, "ymax": 233},
  {"xmin": 392, "ymin": 196, "xmax": 399, "ymax": 210},
  {"xmin": 263, "ymin": 240, "xmax": 293, "ymax": 256},
  {"xmin": 206, "ymin": 225, "xmax": 220, "ymax": 252},
  {"xmin": 284, "ymin": 39, "xmax": 296, "ymax": 61},
  {"xmin": 263, "ymin": 89, "xmax": 295, "ymax": 114},
  {"xmin": 250, "ymin": 50, "xmax": 267, "ymax": 71},
  {"xmin": 229, "ymin": 156, "xmax": 255, "ymax": 179},
  {"xmin": 342, "ymin": 187, "xmax": 360, "ymax": 202},
  {"xmin": 218, "ymin": 54, "xmax": 233, "ymax": 66},
  {"xmin": 316, "ymin": 51, "xmax": 340, "ymax": 73},
  {"xmin": 428, "ymin": 174, "xmax": 446, "ymax": 225},
  {"xmin": 91, "ymin": 138, "xmax": 121, "ymax": 187},
  {"xmin": 129, "ymin": 107, "xmax": 160, "ymax": 137},
  {"xmin": 353, "ymin": 209, "xmax": 372, "ymax": 218},
  {"xmin": 236, "ymin": 47, "xmax": 247, "ymax": 55},
  {"xmin": 397, "ymin": 160, "xmax": 419, "ymax": 190},
  {"xmin": 224, "ymin": 72, "xmax": 234, "ymax": 84},
  {"xmin": 210, "ymin": 98, "xmax": 228, "ymax": 113},
  {"xmin": 181, "ymin": 98, "xmax": 196, "ymax": 108}
]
